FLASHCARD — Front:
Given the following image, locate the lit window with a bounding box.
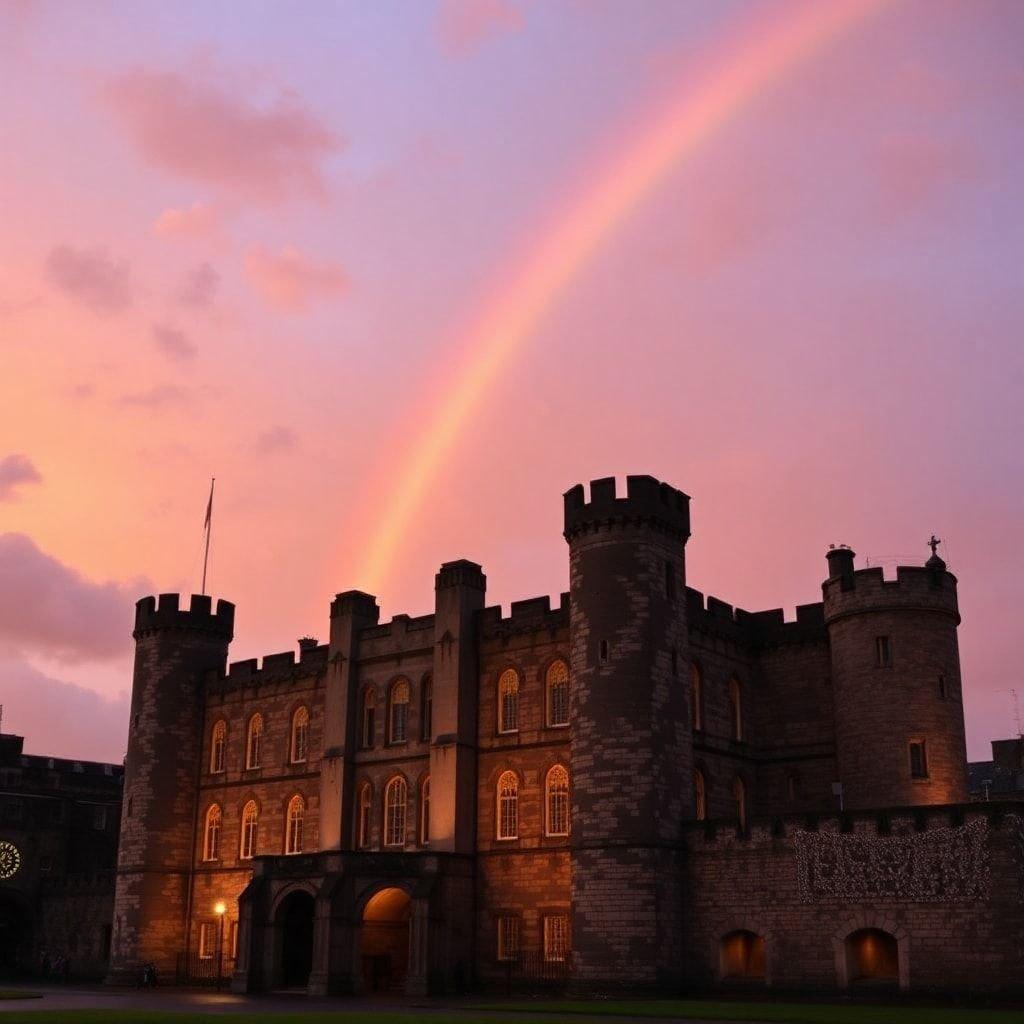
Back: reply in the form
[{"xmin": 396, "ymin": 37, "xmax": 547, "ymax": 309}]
[
  {"xmin": 246, "ymin": 714, "xmax": 263, "ymax": 770},
  {"xmin": 420, "ymin": 776, "xmax": 430, "ymax": 846},
  {"xmin": 285, "ymin": 795, "xmax": 305, "ymax": 854},
  {"xmin": 357, "ymin": 783, "xmax": 372, "ymax": 848},
  {"xmin": 497, "ymin": 916, "xmax": 520, "ymax": 962},
  {"xmin": 210, "ymin": 721, "xmax": 226, "ymax": 774},
  {"xmin": 384, "ymin": 777, "xmax": 407, "ymax": 847},
  {"xmin": 728, "ymin": 679, "xmax": 742, "ymax": 741},
  {"xmin": 421, "ymin": 675, "xmax": 433, "ymax": 742},
  {"xmin": 198, "ymin": 921, "xmax": 215, "ymax": 960},
  {"xmin": 361, "ymin": 689, "xmax": 376, "ymax": 749},
  {"xmin": 498, "ymin": 669, "xmax": 519, "ymax": 734},
  {"xmin": 240, "ymin": 800, "xmax": 258, "ymax": 859},
  {"xmin": 694, "ymin": 768, "xmax": 707, "ymax": 821},
  {"xmin": 290, "ymin": 707, "xmax": 309, "ymax": 764},
  {"xmin": 545, "ymin": 765, "xmax": 570, "ymax": 837},
  {"xmin": 203, "ymin": 804, "xmax": 222, "ymax": 861},
  {"xmin": 691, "ymin": 664, "xmax": 703, "ymax": 731},
  {"xmin": 390, "ymin": 679, "xmax": 410, "ymax": 744},
  {"xmin": 910, "ymin": 741, "xmax": 928, "ymax": 779},
  {"xmin": 546, "ymin": 660, "xmax": 570, "ymax": 727},
  {"xmin": 732, "ymin": 776, "xmax": 747, "ymax": 830},
  {"xmin": 497, "ymin": 771, "xmax": 519, "ymax": 840},
  {"xmin": 876, "ymin": 636, "xmax": 893, "ymax": 668},
  {"xmin": 543, "ymin": 915, "xmax": 569, "ymax": 962}
]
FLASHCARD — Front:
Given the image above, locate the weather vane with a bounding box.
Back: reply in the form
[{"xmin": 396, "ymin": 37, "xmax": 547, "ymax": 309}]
[{"xmin": 928, "ymin": 534, "xmax": 941, "ymax": 557}]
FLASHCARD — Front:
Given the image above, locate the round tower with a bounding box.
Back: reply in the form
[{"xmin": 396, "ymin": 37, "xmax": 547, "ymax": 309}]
[
  {"xmin": 564, "ymin": 475, "xmax": 692, "ymax": 988},
  {"xmin": 823, "ymin": 546, "xmax": 967, "ymax": 810},
  {"xmin": 107, "ymin": 593, "xmax": 234, "ymax": 983}
]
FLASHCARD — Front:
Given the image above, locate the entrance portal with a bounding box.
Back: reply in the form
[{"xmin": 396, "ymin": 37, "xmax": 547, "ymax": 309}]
[
  {"xmin": 360, "ymin": 887, "xmax": 410, "ymax": 993},
  {"xmin": 720, "ymin": 930, "xmax": 765, "ymax": 980},
  {"xmin": 0, "ymin": 897, "xmax": 31, "ymax": 977},
  {"xmin": 277, "ymin": 890, "xmax": 314, "ymax": 989},
  {"xmin": 846, "ymin": 928, "xmax": 898, "ymax": 984}
]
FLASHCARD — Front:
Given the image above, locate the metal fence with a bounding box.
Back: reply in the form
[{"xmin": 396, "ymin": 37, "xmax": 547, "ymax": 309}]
[
  {"xmin": 175, "ymin": 951, "xmax": 236, "ymax": 987},
  {"xmin": 500, "ymin": 950, "xmax": 571, "ymax": 992}
]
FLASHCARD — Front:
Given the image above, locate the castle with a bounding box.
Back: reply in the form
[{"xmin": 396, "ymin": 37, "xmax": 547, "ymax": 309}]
[{"xmin": 107, "ymin": 475, "xmax": 1023, "ymax": 994}]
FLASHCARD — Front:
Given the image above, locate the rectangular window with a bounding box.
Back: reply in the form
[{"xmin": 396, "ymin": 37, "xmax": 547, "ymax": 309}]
[
  {"xmin": 938, "ymin": 675, "xmax": 947, "ymax": 699},
  {"xmin": 543, "ymin": 915, "xmax": 569, "ymax": 962},
  {"xmin": 198, "ymin": 922, "xmax": 215, "ymax": 960},
  {"xmin": 497, "ymin": 916, "xmax": 519, "ymax": 962},
  {"xmin": 230, "ymin": 921, "xmax": 239, "ymax": 958},
  {"xmin": 93, "ymin": 806, "xmax": 108, "ymax": 831},
  {"xmin": 875, "ymin": 636, "xmax": 893, "ymax": 668},
  {"xmin": 665, "ymin": 560, "xmax": 676, "ymax": 601},
  {"xmin": 910, "ymin": 741, "xmax": 928, "ymax": 779}
]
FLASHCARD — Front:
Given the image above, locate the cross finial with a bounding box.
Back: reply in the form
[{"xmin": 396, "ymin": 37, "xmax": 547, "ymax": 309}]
[{"xmin": 928, "ymin": 534, "xmax": 941, "ymax": 557}]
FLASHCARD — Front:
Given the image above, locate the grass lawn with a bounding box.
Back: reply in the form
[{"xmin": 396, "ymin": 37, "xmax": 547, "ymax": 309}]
[{"xmin": 0, "ymin": 992, "xmax": 41, "ymax": 1000}]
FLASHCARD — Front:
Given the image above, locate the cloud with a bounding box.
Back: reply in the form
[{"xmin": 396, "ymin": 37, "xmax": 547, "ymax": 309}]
[
  {"xmin": 0, "ymin": 454, "xmax": 42, "ymax": 501},
  {"xmin": 104, "ymin": 69, "xmax": 342, "ymax": 202},
  {"xmin": 152, "ymin": 201, "xmax": 220, "ymax": 239},
  {"xmin": 875, "ymin": 133, "xmax": 980, "ymax": 217},
  {"xmin": 253, "ymin": 425, "xmax": 298, "ymax": 455},
  {"xmin": 0, "ymin": 533, "xmax": 148, "ymax": 663},
  {"xmin": 438, "ymin": 0, "xmax": 523, "ymax": 56},
  {"xmin": 117, "ymin": 384, "xmax": 189, "ymax": 408},
  {"xmin": 176, "ymin": 262, "xmax": 219, "ymax": 308},
  {"xmin": 151, "ymin": 324, "xmax": 197, "ymax": 361},
  {"xmin": 244, "ymin": 244, "xmax": 348, "ymax": 311},
  {"xmin": 45, "ymin": 245, "xmax": 132, "ymax": 313}
]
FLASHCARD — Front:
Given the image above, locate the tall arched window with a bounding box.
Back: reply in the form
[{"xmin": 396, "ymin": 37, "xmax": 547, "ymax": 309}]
[
  {"xmin": 420, "ymin": 776, "xmax": 430, "ymax": 846},
  {"xmin": 728, "ymin": 678, "xmax": 742, "ymax": 741},
  {"xmin": 290, "ymin": 707, "xmax": 309, "ymax": 764},
  {"xmin": 285, "ymin": 795, "xmax": 305, "ymax": 854},
  {"xmin": 239, "ymin": 800, "xmax": 258, "ymax": 859},
  {"xmin": 361, "ymin": 688, "xmax": 376, "ymax": 749},
  {"xmin": 384, "ymin": 776, "xmax": 407, "ymax": 847},
  {"xmin": 210, "ymin": 720, "xmax": 226, "ymax": 773},
  {"xmin": 732, "ymin": 776, "xmax": 746, "ymax": 830},
  {"xmin": 497, "ymin": 771, "xmax": 519, "ymax": 840},
  {"xmin": 694, "ymin": 768, "xmax": 707, "ymax": 821},
  {"xmin": 357, "ymin": 782, "xmax": 371, "ymax": 848},
  {"xmin": 421, "ymin": 675, "xmax": 433, "ymax": 742},
  {"xmin": 498, "ymin": 669, "xmax": 519, "ymax": 734},
  {"xmin": 246, "ymin": 713, "xmax": 263, "ymax": 769},
  {"xmin": 389, "ymin": 679, "xmax": 410, "ymax": 744},
  {"xmin": 691, "ymin": 664, "xmax": 703, "ymax": 732},
  {"xmin": 546, "ymin": 660, "xmax": 570, "ymax": 728},
  {"xmin": 545, "ymin": 765, "xmax": 570, "ymax": 837},
  {"xmin": 203, "ymin": 804, "xmax": 222, "ymax": 861}
]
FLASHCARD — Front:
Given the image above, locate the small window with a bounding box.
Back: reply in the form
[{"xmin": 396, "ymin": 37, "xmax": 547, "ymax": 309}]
[
  {"xmin": 93, "ymin": 806, "xmax": 108, "ymax": 831},
  {"xmin": 419, "ymin": 776, "xmax": 430, "ymax": 846},
  {"xmin": 598, "ymin": 639, "xmax": 609, "ymax": 663},
  {"xmin": 875, "ymin": 636, "xmax": 893, "ymax": 668},
  {"xmin": 497, "ymin": 916, "xmax": 520, "ymax": 962},
  {"xmin": 728, "ymin": 678, "xmax": 742, "ymax": 741},
  {"xmin": 671, "ymin": 648, "xmax": 678, "ymax": 677},
  {"xmin": 126, "ymin": 796, "xmax": 133, "ymax": 818},
  {"xmin": 665, "ymin": 560, "xmax": 677, "ymax": 601},
  {"xmin": 694, "ymin": 768, "xmax": 707, "ymax": 821},
  {"xmin": 421, "ymin": 675, "xmax": 433, "ymax": 742},
  {"xmin": 691, "ymin": 663, "xmax": 703, "ymax": 732},
  {"xmin": 732, "ymin": 776, "xmax": 746, "ymax": 831},
  {"xmin": 203, "ymin": 804, "xmax": 222, "ymax": 861},
  {"xmin": 357, "ymin": 783, "xmax": 372, "ymax": 848},
  {"xmin": 498, "ymin": 669, "xmax": 519, "ymax": 734},
  {"xmin": 210, "ymin": 720, "xmax": 226, "ymax": 774},
  {"xmin": 546, "ymin": 660, "xmax": 570, "ymax": 727},
  {"xmin": 240, "ymin": 800, "xmax": 258, "ymax": 859},
  {"xmin": 545, "ymin": 765, "xmax": 570, "ymax": 837},
  {"xmin": 787, "ymin": 773, "xmax": 800, "ymax": 804},
  {"xmin": 285, "ymin": 795, "xmax": 305, "ymax": 854},
  {"xmin": 230, "ymin": 920, "xmax": 239, "ymax": 958},
  {"xmin": 909, "ymin": 741, "xmax": 928, "ymax": 779},
  {"xmin": 361, "ymin": 689, "xmax": 376, "ymax": 749},
  {"xmin": 290, "ymin": 707, "xmax": 309, "ymax": 764},
  {"xmin": 198, "ymin": 921, "xmax": 216, "ymax": 960},
  {"xmin": 390, "ymin": 679, "xmax": 410, "ymax": 744},
  {"xmin": 246, "ymin": 713, "xmax": 263, "ymax": 769},
  {"xmin": 497, "ymin": 771, "xmax": 519, "ymax": 840},
  {"xmin": 384, "ymin": 777, "xmax": 407, "ymax": 847},
  {"xmin": 543, "ymin": 915, "xmax": 569, "ymax": 962},
  {"xmin": 938, "ymin": 675, "xmax": 947, "ymax": 699}
]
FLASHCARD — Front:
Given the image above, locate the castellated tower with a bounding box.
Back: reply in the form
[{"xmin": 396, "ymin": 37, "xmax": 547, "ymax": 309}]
[
  {"xmin": 107, "ymin": 593, "xmax": 234, "ymax": 982},
  {"xmin": 823, "ymin": 547, "xmax": 968, "ymax": 810},
  {"xmin": 564, "ymin": 476, "xmax": 693, "ymax": 988}
]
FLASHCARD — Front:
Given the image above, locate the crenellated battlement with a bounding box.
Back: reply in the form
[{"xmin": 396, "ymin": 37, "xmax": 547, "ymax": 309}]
[
  {"xmin": 685, "ymin": 587, "xmax": 826, "ymax": 646},
  {"xmin": 479, "ymin": 592, "xmax": 570, "ymax": 638},
  {"xmin": 214, "ymin": 641, "xmax": 329, "ymax": 689},
  {"xmin": 563, "ymin": 474, "xmax": 690, "ymax": 540},
  {"xmin": 823, "ymin": 563, "xmax": 959, "ymax": 624},
  {"xmin": 133, "ymin": 592, "xmax": 234, "ymax": 639},
  {"xmin": 359, "ymin": 612, "xmax": 435, "ymax": 640}
]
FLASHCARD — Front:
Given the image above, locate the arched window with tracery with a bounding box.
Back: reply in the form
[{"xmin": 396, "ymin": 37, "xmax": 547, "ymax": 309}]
[
  {"xmin": 497, "ymin": 770, "xmax": 519, "ymax": 840},
  {"xmin": 389, "ymin": 679, "xmax": 410, "ymax": 744},
  {"xmin": 420, "ymin": 776, "xmax": 430, "ymax": 846},
  {"xmin": 210, "ymin": 720, "xmax": 227, "ymax": 773},
  {"xmin": 290, "ymin": 706, "xmax": 309, "ymax": 764},
  {"xmin": 239, "ymin": 800, "xmax": 258, "ymax": 859},
  {"xmin": 728, "ymin": 678, "xmax": 742, "ymax": 741},
  {"xmin": 421, "ymin": 675, "xmax": 433, "ymax": 742},
  {"xmin": 691, "ymin": 664, "xmax": 703, "ymax": 732},
  {"xmin": 694, "ymin": 768, "xmax": 707, "ymax": 821},
  {"xmin": 546, "ymin": 660, "xmax": 569, "ymax": 728},
  {"xmin": 246, "ymin": 713, "xmax": 263, "ymax": 769},
  {"xmin": 545, "ymin": 765, "xmax": 569, "ymax": 837},
  {"xmin": 498, "ymin": 669, "xmax": 519, "ymax": 734},
  {"xmin": 732, "ymin": 776, "xmax": 747, "ymax": 830},
  {"xmin": 285, "ymin": 795, "xmax": 305, "ymax": 854},
  {"xmin": 361, "ymin": 688, "xmax": 376, "ymax": 749},
  {"xmin": 203, "ymin": 804, "xmax": 222, "ymax": 861},
  {"xmin": 384, "ymin": 776, "xmax": 407, "ymax": 847},
  {"xmin": 357, "ymin": 782, "xmax": 371, "ymax": 848}
]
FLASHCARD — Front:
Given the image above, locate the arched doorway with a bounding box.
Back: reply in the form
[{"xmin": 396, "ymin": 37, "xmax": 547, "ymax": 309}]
[
  {"xmin": 846, "ymin": 928, "xmax": 898, "ymax": 984},
  {"xmin": 360, "ymin": 887, "xmax": 410, "ymax": 993},
  {"xmin": 0, "ymin": 896, "xmax": 31, "ymax": 977},
  {"xmin": 277, "ymin": 890, "xmax": 314, "ymax": 989},
  {"xmin": 720, "ymin": 930, "xmax": 765, "ymax": 981}
]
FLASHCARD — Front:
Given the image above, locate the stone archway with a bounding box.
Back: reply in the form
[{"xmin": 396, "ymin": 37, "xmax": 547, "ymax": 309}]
[
  {"xmin": 360, "ymin": 887, "xmax": 411, "ymax": 993},
  {"xmin": 720, "ymin": 929, "xmax": 766, "ymax": 981},
  {"xmin": 276, "ymin": 889, "xmax": 315, "ymax": 989},
  {"xmin": 846, "ymin": 928, "xmax": 898, "ymax": 984},
  {"xmin": 0, "ymin": 895, "xmax": 31, "ymax": 976}
]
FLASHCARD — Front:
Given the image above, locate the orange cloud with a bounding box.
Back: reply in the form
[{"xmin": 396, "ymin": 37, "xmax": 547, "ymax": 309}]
[
  {"xmin": 244, "ymin": 244, "xmax": 348, "ymax": 311},
  {"xmin": 152, "ymin": 201, "xmax": 220, "ymax": 239},
  {"xmin": 438, "ymin": 0, "xmax": 523, "ymax": 56}
]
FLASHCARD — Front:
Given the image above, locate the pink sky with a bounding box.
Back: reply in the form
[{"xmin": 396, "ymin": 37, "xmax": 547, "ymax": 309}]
[{"xmin": 1, "ymin": 0, "xmax": 1021, "ymax": 763}]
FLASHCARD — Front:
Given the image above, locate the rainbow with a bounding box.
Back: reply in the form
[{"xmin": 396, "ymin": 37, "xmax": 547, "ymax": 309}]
[{"xmin": 353, "ymin": 0, "xmax": 891, "ymax": 592}]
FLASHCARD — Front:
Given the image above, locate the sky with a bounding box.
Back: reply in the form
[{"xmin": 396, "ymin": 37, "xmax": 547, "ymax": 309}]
[{"xmin": 0, "ymin": 0, "xmax": 1021, "ymax": 763}]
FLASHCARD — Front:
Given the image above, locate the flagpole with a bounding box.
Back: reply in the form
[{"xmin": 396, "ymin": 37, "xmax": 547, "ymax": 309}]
[{"xmin": 202, "ymin": 478, "xmax": 215, "ymax": 596}]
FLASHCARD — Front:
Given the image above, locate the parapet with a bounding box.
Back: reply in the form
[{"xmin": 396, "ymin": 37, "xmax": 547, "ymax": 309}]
[
  {"xmin": 435, "ymin": 559, "xmax": 486, "ymax": 591},
  {"xmin": 479, "ymin": 592, "xmax": 570, "ymax": 639},
  {"xmin": 685, "ymin": 587, "xmax": 826, "ymax": 647},
  {"xmin": 330, "ymin": 590, "xmax": 380, "ymax": 623},
  {"xmin": 823, "ymin": 564, "xmax": 959, "ymax": 624},
  {"xmin": 133, "ymin": 593, "xmax": 234, "ymax": 640},
  {"xmin": 563, "ymin": 475, "xmax": 690, "ymax": 541},
  {"xmin": 218, "ymin": 641, "xmax": 329, "ymax": 689}
]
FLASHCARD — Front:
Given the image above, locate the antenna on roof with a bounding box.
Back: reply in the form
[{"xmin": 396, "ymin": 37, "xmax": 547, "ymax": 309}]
[
  {"xmin": 1013, "ymin": 689, "xmax": 1022, "ymax": 739},
  {"xmin": 201, "ymin": 478, "xmax": 215, "ymax": 596}
]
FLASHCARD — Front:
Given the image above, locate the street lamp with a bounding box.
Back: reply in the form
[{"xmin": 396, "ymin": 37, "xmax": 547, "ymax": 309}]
[{"xmin": 214, "ymin": 901, "xmax": 227, "ymax": 991}]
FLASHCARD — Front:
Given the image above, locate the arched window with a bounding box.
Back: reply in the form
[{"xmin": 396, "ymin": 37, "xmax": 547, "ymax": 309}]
[
  {"xmin": 210, "ymin": 720, "xmax": 226, "ymax": 773},
  {"xmin": 420, "ymin": 776, "xmax": 430, "ymax": 846},
  {"xmin": 497, "ymin": 771, "xmax": 519, "ymax": 840},
  {"xmin": 498, "ymin": 669, "xmax": 519, "ymax": 734},
  {"xmin": 728, "ymin": 678, "xmax": 742, "ymax": 741},
  {"xmin": 357, "ymin": 782, "xmax": 371, "ymax": 849},
  {"xmin": 285, "ymin": 795, "xmax": 305, "ymax": 854},
  {"xmin": 389, "ymin": 679, "xmax": 410, "ymax": 744},
  {"xmin": 732, "ymin": 776, "xmax": 747, "ymax": 830},
  {"xmin": 694, "ymin": 768, "xmax": 707, "ymax": 821},
  {"xmin": 546, "ymin": 660, "xmax": 570, "ymax": 728},
  {"xmin": 239, "ymin": 800, "xmax": 258, "ymax": 859},
  {"xmin": 384, "ymin": 777, "xmax": 407, "ymax": 847},
  {"xmin": 246, "ymin": 713, "xmax": 263, "ymax": 769},
  {"xmin": 721, "ymin": 930, "xmax": 765, "ymax": 979},
  {"xmin": 545, "ymin": 765, "xmax": 569, "ymax": 837},
  {"xmin": 203, "ymin": 804, "xmax": 222, "ymax": 861},
  {"xmin": 691, "ymin": 664, "xmax": 703, "ymax": 732},
  {"xmin": 421, "ymin": 675, "xmax": 433, "ymax": 742},
  {"xmin": 290, "ymin": 706, "xmax": 309, "ymax": 764},
  {"xmin": 361, "ymin": 688, "xmax": 376, "ymax": 749},
  {"xmin": 846, "ymin": 928, "xmax": 898, "ymax": 983}
]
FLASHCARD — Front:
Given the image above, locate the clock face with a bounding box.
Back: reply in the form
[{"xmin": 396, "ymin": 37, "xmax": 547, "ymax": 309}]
[{"xmin": 0, "ymin": 841, "xmax": 21, "ymax": 880}]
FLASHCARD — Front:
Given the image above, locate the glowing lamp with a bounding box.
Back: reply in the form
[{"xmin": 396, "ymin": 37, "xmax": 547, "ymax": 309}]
[{"xmin": 214, "ymin": 900, "xmax": 227, "ymax": 916}]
